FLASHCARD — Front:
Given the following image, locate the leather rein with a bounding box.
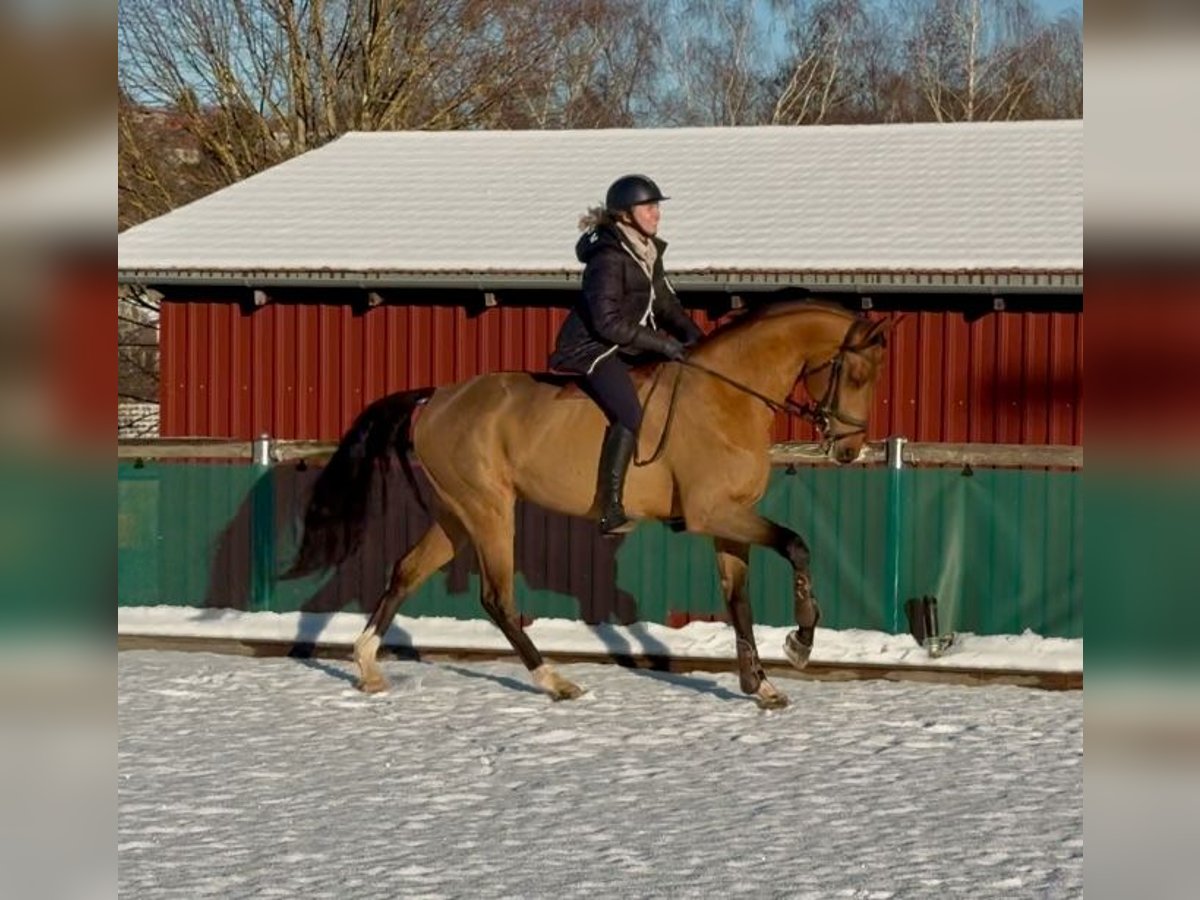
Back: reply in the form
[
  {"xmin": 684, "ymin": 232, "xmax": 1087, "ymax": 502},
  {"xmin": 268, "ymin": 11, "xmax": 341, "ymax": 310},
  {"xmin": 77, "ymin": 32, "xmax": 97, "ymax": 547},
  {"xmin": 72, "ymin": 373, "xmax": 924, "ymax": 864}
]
[{"xmin": 635, "ymin": 318, "xmax": 883, "ymax": 467}]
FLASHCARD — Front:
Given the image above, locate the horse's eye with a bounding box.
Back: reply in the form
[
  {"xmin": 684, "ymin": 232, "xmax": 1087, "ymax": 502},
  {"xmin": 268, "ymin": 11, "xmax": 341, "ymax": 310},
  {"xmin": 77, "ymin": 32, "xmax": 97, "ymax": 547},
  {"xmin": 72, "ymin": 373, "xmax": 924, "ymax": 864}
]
[{"xmin": 845, "ymin": 361, "xmax": 869, "ymax": 387}]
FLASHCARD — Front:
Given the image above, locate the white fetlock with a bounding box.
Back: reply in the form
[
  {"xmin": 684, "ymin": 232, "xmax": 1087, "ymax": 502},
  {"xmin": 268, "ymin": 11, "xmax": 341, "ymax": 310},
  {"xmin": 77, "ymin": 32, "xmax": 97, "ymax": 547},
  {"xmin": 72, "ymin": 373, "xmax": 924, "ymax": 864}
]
[
  {"xmin": 353, "ymin": 632, "xmax": 387, "ymax": 693},
  {"xmin": 532, "ymin": 664, "xmax": 585, "ymax": 701}
]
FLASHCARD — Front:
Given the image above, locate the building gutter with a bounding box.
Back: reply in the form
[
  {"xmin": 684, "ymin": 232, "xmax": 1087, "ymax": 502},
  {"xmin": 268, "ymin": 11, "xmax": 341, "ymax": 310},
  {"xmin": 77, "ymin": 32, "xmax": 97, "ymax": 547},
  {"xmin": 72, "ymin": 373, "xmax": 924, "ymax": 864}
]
[{"xmin": 117, "ymin": 267, "xmax": 1083, "ymax": 295}]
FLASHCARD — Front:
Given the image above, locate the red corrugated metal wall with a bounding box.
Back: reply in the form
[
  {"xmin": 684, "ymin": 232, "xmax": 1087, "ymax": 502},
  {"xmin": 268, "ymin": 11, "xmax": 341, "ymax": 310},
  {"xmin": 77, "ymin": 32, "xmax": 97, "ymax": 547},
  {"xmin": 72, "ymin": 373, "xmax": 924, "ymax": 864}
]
[{"xmin": 161, "ymin": 301, "xmax": 1082, "ymax": 445}]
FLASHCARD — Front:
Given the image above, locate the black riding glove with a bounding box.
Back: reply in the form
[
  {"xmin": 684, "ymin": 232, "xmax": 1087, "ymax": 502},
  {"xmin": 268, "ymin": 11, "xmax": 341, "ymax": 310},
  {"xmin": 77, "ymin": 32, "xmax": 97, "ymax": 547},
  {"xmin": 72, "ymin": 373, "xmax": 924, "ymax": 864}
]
[
  {"xmin": 656, "ymin": 334, "xmax": 687, "ymax": 361},
  {"xmin": 629, "ymin": 329, "xmax": 686, "ymax": 361}
]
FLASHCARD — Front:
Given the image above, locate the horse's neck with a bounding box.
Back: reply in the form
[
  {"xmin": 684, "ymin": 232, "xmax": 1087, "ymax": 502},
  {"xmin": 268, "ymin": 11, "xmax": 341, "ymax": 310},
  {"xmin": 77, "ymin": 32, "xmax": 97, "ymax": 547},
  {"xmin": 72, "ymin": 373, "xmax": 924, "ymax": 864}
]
[{"xmin": 700, "ymin": 313, "xmax": 842, "ymax": 401}]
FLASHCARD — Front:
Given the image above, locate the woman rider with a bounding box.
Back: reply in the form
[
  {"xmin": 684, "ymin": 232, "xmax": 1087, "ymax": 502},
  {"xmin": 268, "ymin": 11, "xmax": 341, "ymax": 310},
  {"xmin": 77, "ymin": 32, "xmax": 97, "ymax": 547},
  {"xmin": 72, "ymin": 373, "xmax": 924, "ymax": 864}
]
[{"xmin": 549, "ymin": 174, "xmax": 703, "ymax": 535}]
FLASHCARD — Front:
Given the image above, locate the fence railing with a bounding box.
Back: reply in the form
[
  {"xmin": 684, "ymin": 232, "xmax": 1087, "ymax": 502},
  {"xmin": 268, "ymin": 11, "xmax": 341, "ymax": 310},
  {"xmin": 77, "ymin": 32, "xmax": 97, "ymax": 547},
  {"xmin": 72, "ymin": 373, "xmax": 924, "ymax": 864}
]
[
  {"xmin": 116, "ymin": 437, "xmax": 1083, "ymax": 638},
  {"xmin": 117, "ymin": 437, "xmax": 1083, "ymax": 469}
]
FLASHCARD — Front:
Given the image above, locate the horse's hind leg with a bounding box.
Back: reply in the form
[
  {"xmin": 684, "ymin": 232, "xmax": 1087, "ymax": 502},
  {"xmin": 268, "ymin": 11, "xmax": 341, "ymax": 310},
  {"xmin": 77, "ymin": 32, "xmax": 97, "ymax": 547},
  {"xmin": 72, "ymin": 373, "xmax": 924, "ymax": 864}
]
[
  {"xmin": 470, "ymin": 506, "xmax": 585, "ymax": 701},
  {"xmin": 715, "ymin": 540, "xmax": 789, "ymax": 710},
  {"xmin": 354, "ymin": 513, "xmax": 462, "ymax": 693}
]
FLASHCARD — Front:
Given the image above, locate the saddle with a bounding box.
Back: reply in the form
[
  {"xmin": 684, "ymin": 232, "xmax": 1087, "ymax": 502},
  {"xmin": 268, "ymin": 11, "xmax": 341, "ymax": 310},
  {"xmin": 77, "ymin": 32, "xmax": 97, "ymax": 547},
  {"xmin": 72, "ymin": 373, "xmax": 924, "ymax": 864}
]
[{"xmin": 535, "ymin": 363, "xmax": 663, "ymax": 399}]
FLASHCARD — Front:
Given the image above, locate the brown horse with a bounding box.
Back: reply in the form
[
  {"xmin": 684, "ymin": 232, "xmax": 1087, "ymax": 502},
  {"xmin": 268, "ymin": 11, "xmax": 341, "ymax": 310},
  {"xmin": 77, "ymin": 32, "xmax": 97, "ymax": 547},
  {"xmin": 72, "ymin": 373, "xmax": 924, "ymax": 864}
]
[{"xmin": 287, "ymin": 302, "xmax": 890, "ymax": 708}]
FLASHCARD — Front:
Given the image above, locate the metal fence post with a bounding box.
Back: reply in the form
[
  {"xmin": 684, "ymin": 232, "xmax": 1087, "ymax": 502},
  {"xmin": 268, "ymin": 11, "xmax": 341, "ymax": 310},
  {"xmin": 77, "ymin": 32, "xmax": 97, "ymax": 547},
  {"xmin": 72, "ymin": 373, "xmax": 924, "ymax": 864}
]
[
  {"xmin": 250, "ymin": 434, "xmax": 275, "ymax": 612},
  {"xmin": 884, "ymin": 435, "xmax": 907, "ymax": 633}
]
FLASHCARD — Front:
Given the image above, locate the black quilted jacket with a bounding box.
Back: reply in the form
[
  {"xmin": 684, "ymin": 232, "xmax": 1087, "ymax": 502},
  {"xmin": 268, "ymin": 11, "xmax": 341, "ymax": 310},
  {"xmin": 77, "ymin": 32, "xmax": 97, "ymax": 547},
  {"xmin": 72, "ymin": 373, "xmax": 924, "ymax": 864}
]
[{"xmin": 549, "ymin": 224, "xmax": 703, "ymax": 374}]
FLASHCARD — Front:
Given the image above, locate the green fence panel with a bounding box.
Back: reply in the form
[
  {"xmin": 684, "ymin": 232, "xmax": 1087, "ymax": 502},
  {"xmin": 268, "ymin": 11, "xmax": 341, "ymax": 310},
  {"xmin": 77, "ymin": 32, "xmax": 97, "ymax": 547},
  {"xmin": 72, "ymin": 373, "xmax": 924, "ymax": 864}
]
[
  {"xmin": 117, "ymin": 459, "xmax": 1082, "ymax": 637},
  {"xmin": 118, "ymin": 461, "xmax": 258, "ymax": 608},
  {"xmin": 895, "ymin": 467, "xmax": 1082, "ymax": 638},
  {"xmin": 751, "ymin": 466, "xmax": 892, "ymax": 631}
]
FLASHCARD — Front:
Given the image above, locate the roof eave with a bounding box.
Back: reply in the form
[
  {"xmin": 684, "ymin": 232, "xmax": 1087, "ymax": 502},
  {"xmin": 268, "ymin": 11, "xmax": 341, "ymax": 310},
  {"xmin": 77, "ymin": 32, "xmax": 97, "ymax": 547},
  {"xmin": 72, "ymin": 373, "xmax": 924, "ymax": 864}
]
[{"xmin": 116, "ymin": 268, "xmax": 1084, "ymax": 294}]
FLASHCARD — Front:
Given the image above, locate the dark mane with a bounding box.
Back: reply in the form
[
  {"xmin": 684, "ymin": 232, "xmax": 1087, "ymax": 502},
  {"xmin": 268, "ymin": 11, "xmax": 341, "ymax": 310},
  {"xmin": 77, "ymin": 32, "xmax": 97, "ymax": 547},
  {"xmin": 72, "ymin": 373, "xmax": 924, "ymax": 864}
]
[{"xmin": 700, "ymin": 297, "xmax": 861, "ymax": 345}]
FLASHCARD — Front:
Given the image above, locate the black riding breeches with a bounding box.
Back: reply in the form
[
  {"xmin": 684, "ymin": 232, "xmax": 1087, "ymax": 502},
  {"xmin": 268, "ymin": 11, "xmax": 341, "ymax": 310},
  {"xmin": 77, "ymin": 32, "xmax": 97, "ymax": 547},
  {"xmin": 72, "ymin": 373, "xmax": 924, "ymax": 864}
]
[{"xmin": 583, "ymin": 354, "xmax": 642, "ymax": 434}]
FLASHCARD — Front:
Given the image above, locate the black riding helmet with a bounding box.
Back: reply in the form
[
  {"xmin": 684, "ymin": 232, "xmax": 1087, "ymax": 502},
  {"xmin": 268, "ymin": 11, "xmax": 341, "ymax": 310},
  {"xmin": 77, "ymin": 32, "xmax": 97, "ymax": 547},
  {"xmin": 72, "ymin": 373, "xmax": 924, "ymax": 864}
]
[{"xmin": 605, "ymin": 174, "xmax": 668, "ymax": 213}]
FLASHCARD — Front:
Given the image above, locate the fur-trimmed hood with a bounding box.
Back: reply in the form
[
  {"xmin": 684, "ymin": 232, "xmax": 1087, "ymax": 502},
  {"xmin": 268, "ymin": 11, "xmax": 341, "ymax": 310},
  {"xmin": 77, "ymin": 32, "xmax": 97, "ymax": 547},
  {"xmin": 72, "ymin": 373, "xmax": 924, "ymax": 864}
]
[{"xmin": 575, "ymin": 221, "xmax": 668, "ymax": 265}]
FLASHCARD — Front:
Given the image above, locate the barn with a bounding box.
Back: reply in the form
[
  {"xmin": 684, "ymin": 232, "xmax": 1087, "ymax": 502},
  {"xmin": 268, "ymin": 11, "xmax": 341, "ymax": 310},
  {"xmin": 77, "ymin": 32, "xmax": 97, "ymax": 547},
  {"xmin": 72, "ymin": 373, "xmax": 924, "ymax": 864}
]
[{"xmin": 117, "ymin": 121, "xmax": 1082, "ymax": 642}]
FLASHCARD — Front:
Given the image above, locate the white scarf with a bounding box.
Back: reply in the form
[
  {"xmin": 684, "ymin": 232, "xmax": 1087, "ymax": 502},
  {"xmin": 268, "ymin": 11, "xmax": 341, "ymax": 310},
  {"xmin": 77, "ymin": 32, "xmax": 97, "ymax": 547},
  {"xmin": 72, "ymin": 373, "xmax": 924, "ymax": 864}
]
[{"xmin": 614, "ymin": 220, "xmax": 658, "ymax": 278}]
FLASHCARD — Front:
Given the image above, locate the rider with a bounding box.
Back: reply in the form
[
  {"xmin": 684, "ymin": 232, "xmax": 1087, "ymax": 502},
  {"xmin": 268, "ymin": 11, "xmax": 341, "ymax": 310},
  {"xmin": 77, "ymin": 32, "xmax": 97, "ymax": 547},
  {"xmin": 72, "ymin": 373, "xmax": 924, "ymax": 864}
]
[{"xmin": 549, "ymin": 174, "xmax": 704, "ymax": 535}]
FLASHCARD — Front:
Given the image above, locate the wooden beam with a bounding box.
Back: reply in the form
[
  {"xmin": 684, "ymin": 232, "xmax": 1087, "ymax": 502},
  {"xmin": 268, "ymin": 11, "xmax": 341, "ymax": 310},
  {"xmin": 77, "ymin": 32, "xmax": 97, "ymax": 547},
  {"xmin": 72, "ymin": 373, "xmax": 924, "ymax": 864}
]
[
  {"xmin": 771, "ymin": 441, "xmax": 1081, "ymax": 469},
  {"xmin": 118, "ymin": 438, "xmax": 1083, "ymax": 469},
  {"xmin": 118, "ymin": 438, "xmax": 253, "ymax": 460}
]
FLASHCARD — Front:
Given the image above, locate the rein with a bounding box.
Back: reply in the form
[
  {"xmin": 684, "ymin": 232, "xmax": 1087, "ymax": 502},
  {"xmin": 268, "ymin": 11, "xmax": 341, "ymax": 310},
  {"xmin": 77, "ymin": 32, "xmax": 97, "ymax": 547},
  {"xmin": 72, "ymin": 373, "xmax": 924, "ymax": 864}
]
[
  {"xmin": 682, "ymin": 359, "xmax": 816, "ymax": 422},
  {"xmin": 633, "ymin": 319, "xmax": 884, "ymax": 466}
]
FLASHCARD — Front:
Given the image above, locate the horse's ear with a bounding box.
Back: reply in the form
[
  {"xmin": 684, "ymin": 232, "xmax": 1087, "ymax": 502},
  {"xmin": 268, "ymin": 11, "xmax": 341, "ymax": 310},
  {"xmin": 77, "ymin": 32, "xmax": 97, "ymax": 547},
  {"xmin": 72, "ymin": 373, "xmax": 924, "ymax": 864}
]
[{"xmin": 861, "ymin": 314, "xmax": 900, "ymax": 347}]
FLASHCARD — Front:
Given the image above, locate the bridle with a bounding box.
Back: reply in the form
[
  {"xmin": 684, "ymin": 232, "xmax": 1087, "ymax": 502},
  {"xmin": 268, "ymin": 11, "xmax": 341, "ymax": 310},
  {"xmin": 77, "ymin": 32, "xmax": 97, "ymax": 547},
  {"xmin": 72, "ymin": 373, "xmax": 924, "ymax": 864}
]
[
  {"xmin": 688, "ymin": 318, "xmax": 882, "ymax": 446},
  {"xmin": 796, "ymin": 320, "xmax": 881, "ymax": 443},
  {"xmin": 635, "ymin": 317, "xmax": 886, "ymax": 466}
]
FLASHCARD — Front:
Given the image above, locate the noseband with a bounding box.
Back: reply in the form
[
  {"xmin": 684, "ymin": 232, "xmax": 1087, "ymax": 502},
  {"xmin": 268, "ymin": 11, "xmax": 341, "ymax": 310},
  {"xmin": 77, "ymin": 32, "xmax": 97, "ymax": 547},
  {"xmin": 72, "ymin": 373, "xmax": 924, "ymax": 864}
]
[{"xmin": 797, "ymin": 322, "xmax": 881, "ymax": 446}]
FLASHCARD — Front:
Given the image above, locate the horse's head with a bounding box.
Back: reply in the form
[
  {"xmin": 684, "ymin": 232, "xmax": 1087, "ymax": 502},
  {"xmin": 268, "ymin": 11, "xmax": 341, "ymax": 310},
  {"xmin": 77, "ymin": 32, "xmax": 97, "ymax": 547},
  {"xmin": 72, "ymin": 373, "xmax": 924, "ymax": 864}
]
[{"xmin": 801, "ymin": 316, "xmax": 891, "ymax": 464}]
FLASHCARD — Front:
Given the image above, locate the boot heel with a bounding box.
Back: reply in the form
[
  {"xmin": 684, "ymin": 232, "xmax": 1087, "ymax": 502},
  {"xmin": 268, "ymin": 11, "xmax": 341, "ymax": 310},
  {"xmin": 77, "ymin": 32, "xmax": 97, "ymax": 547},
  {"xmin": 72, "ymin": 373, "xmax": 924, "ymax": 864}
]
[{"xmin": 599, "ymin": 514, "xmax": 635, "ymax": 536}]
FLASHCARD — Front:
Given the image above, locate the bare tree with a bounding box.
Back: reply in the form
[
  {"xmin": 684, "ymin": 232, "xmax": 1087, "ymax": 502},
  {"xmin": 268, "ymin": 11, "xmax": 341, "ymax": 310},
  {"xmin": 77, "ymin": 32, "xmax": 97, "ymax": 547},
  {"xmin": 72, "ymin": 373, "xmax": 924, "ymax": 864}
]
[
  {"xmin": 900, "ymin": 0, "xmax": 1058, "ymax": 122},
  {"xmin": 1030, "ymin": 10, "xmax": 1083, "ymax": 119},
  {"xmin": 655, "ymin": 0, "xmax": 917, "ymax": 128},
  {"xmin": 654, "ymin": 0, "xmax": 773, "ymax": 126},
  {"xmin": 485, "ymin": 0, "xmax": 666, "ymax": 129},
  {"xmin": 768, "ymin": 0, "xmax": 873, "ymax": 125},
  {"xmin": 118, "ymin": 287, "xmax": 161, "ymax": 405},
  {"xmin": 118, "ymin": 0, "xmax": 592, "ymax": 229}
]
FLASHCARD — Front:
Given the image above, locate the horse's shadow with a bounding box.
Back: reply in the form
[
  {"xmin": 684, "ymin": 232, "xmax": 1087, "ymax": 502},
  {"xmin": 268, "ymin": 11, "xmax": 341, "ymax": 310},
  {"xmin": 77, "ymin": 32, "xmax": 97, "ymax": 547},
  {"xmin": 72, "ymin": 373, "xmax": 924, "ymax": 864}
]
[
  {"xmin": 630, "ymin": 669, "xmax": 747, "ymax": 703},
  {"xmin": 289, "ymin": 656, "xmax": 358, "ymax": 687},
  {"xmin": 438, "ymin": 663, "xmax": 544, "ymax": 696},
  {"xmin": 287, "ymin": 655, "xmax": 543, "ymax": 697},
  {"xmin": 204, "ymin": 461, "xmax": 695, "ymax": 683}
]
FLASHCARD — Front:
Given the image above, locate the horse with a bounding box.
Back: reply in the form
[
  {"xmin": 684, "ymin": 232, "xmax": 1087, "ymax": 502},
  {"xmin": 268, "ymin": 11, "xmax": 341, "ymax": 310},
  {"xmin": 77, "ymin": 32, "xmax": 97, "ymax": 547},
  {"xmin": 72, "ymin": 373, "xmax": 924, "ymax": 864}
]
[{"xmin": 286, "ymin": 301, "xmax": 891, "ymax": 709}]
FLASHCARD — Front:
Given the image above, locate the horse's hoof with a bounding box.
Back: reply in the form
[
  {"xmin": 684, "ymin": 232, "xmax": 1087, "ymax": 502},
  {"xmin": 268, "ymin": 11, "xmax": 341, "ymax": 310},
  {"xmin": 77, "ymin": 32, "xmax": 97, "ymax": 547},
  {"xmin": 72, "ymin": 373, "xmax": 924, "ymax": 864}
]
[
  {"xmin": 754, "ymin": 684, "xmax": 790, "ymax": 710},
  {"xmin": 549, "ymin": 682, "xmax": 586, "ymax": 702},
  {"xmin": 783, "ymin": 630, "xmax": 813, "ymax": 669},
  {"xmin": 533, "ymin": 664, "xmax": 586, "ymax": 701},
  {"xmin": 356, "ymin": 675, "xmax": 389, "ymax": 694}
]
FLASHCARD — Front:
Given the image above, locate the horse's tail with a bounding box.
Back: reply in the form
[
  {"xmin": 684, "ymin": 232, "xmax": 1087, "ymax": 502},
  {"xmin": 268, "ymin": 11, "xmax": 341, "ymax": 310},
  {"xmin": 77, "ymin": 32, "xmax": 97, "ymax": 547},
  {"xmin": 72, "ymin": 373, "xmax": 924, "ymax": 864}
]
[{"xmin": 282, "ymin": 387, "xmax": 436, "ymax": 579}]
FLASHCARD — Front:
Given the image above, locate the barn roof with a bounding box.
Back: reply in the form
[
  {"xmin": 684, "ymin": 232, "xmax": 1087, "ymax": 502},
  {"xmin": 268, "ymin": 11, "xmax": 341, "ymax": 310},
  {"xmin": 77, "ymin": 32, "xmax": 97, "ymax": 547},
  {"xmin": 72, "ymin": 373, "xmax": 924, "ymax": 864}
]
[{"xmin": 117, "ymin": 120, "xmax": 1082, "ymax": 294}]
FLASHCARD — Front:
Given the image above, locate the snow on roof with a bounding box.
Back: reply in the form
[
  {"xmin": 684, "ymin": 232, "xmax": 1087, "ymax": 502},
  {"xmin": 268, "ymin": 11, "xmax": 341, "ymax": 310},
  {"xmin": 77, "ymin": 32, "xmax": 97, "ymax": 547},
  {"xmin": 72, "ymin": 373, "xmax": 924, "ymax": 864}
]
[{"xmin": 117, "ymin": 121, "xmax": 1082, "ymax": 284}]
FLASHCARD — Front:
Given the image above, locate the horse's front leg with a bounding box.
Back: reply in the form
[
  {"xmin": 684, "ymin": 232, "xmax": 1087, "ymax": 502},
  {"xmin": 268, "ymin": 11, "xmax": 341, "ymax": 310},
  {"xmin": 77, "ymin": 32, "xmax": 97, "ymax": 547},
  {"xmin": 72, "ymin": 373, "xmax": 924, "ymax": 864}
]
[
  {"xmin": 779, "ymin": 534, "xmax": 821, "ymax": 670},
  {"xmin": 714, "ymin": 539, "xmax": 789, "ymax": 709},
  {"xmin": 688, "ymin": 506, "xmax": 821, "ymax": 673}
]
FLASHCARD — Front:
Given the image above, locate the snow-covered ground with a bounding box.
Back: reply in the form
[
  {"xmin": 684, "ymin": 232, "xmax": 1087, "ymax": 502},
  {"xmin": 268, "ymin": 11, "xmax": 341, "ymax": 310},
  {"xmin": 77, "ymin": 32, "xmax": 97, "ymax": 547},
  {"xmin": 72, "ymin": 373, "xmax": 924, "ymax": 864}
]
[
  {"xmin": 118, "ymin": 607, "xmax": 1084, "ymax": 673},
  {"xmin": 119, "ymin": 650, "xmax": 1082, "ymax": 898}
]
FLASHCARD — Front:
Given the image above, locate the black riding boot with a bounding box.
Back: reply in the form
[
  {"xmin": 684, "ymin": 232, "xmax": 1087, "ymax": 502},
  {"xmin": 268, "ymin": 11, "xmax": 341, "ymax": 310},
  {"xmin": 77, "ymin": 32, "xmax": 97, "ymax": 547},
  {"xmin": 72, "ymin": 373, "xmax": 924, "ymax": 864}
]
[{"xmin": 596, "ymin": 423, "xmax": 637, "ymax": 535}]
